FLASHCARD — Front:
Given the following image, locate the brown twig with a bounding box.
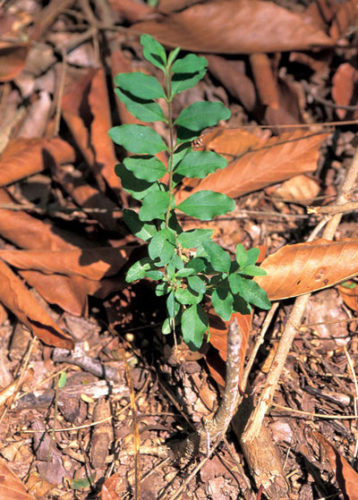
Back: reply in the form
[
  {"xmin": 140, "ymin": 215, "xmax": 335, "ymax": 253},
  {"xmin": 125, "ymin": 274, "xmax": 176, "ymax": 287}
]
[{"xmin": 308, "ymin": 200, "xmax": 358, "ymax": 215}]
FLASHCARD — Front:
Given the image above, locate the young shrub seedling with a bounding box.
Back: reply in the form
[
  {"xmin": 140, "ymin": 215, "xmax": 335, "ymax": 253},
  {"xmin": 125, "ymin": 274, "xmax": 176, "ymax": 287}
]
[{"xmin": 109, "ymin": 35, "xmax": 271, "ymax": 350}]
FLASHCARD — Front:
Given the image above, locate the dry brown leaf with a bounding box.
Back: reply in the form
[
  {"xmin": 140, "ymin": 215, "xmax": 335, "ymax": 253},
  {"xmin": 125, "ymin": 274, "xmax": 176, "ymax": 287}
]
[
  {"xmin": 0, "ymin": 189, "xmax": 89, "ymax": 251},
  {"xmin": 0, "ymin": 260, "xmax": 73, "ymax": 348},
  {"xmin": 332, "ymin": 63, "xmax": 358, "ymax": 119},
  {"xmin": 101, "ymin": 473, "xmax": 123, "ymax": 500},
  {"xmin": 133, "ymin": 0, "xmax": 333, "ymax": 54},
  {"xmin": 206, "ymin": 55, "xmax": 256, "ymax": 112},
  {"xmin": 0, "ymin": 138, "xmax": 75, "ymax": 186},
  {"xmin": 109, "ymin": 0, "xmax": 154, "ymax": 23},
  {"xmin": 61, "ymin": 68, "xmax": 97, "ymax": 166},
  {"xmin": 0, "ymin": 247, "xmax": 131, "ymax": 281},
  {"xmin": 206, "ymin": 311, "xmax": 252, "ymax": 387},
  {"xmin": 314, "ymin": 432, "xmax": 358, "ymax": 500},
  {"xmin": 0, "ymin": 459, "xmax": 36, "ymax": 500},
  {"xmin": 255, "ymin": 239, "xmax": 358, "ymax": 301},
  {"xmin": 249, "ymin": 53, "xmax": 279, "ymax": 109},
  {"xmin": 176, "ymin": 130, "xmax": 327, "ymax": 203},
  {"xmin": 269, "ymin": 174, "xmax": 320, "ymax": 205},
  {"xmin": 0, "ymin": 44, "xmax": 29, "ymax": 82},
  {"xmin": 89, "ymin": 69, "xmax": 121, "ymax": 192},
  {"xmin": 338, "ymin": 281, "xmax": 358, "ymax": 312}
]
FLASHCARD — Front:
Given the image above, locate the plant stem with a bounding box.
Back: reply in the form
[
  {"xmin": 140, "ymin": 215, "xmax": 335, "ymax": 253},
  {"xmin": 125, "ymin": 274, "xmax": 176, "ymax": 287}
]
[{"xmin": 165, "ymin": 67, "xmax": 175, "ymax": 229}]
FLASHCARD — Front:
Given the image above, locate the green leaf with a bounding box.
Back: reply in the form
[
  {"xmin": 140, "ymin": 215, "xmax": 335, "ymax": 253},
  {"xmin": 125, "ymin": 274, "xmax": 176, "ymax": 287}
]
[
  {"xmin": 115, "ymin": 88, "xmax": 166, "ymax": 123},
  {"xmin": 155, "ymin": 282, "xmax": 169, "ymax": 296},
  {"xmin": 115, "ymin": 164, "xmax": 161, "ymax": 200},
  {"xmin": 141, "ymin": 34, "xmax": 167, "ymax": 69},
  {"xmin": 168, "ymin": 46, "xmax": 181, "ymax": 66},
  {"xmin": 175, "ymin": 150, "xmax": 227, "ymax": 178},
  {"xmin": 236, "ymin": 244, "xmax": 260, "ymax": 268},
  {"xmin": 177, "ymin": 229, "xmax": 213, "ymax": 249},
  {"xmin": 58, "ymin": 372, "xmax": 67, "ymax": 388},
  {"xmin": 171, "ymin": 54, "xmax": 208, "ymax": 74},
  {"xmin": 177, "ymin": 191, "xmax": 235, "ymax": 221},
  {"xmin": 185, "ymin": 257, "xmax": 206, "ymax": 273},
  {"xmin": 123, "ymin": 156, "xmax": 166, "ymax": 182},
  {"xmin": 115, "ymin": 72, "xmax": 165, "ymax": 99},
  {"xmin": 145, "ymin": 269, "xmax": 163, "ymax": 280},
  {"xmin": 229, "ymin": 274, "xmax": 271, "ymax": 310},
  {"xmin": 181, "ymin": 305, "xmax": 208, "ymax": 350},
  {"xmin": 126, "ymin": 258, "xmax": 151, "ymax": 282},
  {"xmin": 175, "ymin": 102, "xmax": 231, "ymax": 131},
  {"xmin": 139, "ymin": 190, "xmax": 170, "ymax": 221},
  {"xmin": 123, "ymin": 209, "xmax": 156, "ymax": 241},
  {"xmin": 239, "ymin": 264, "xmax": 267, "ymax": 277},
  {"xmin": 166, "ymin": 291, "xmax": 180, "ymax": 318},
  {"xmin": 175, "ymin": 287, "xmax": 202, "ymax": 305},
  {"xmin": 162, "ymin": 317, "xmax": 171, "ymax": 335},
  {"xmin": 187, "ymin": 275, "xmax": 206, "ymax": 295},
  {"xmin": 108, "ymin": 124, "xmax": 167, "ymax": 154},
  {"xmin": 176, "ymin": 127, "xmax": 200, "ymax": 144},
  {"xmin": 148, "ymin": 228, "xmax": 176, "ymax": 265},
  {"xmin": 212, "ymin": 286, "xmax": 234, "ymax": 321},
  {"xmin": 202, "ymin": 240, "xmax": 231, "ymax": 273},
  {"xmin": 171, "ymin": 69, "xmax": 206, "ymax": 96},
  {"xmin": 176, "ymin": 267, "xmax": 196, "ymax": 278}
]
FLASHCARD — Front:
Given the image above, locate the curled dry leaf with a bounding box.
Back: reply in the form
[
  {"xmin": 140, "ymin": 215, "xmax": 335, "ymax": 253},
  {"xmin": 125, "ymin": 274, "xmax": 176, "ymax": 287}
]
[
  {"xmin": 269, "ymin": 174, "xmax": 320, "ymax": 205},
  {"xmin": 255, "ymin": 239, "xmax": 358, "ymax": 301},
  {"xmin": 206, "ymin": 311, "xmax": 252, "ymax": 387},
  {"xmin": 0, "ymin": 459, "xmax": 36, "ymax": 500},
  {"xmin": 133, "ymin": 0, "xmax": 332, "ymax": 54},
  {"xmin": 0, "ymin": 260, "xmax": 73, "ymax": 349},
  {"xmin": 332, "ymin": 63, "xmax": 358, "ymax": 119},
  {"xmin": 314, "ymin": 432, "xmax": 358, "ymax": 500},
  {"xmin": 338, "ymin": 281, "xmax": 358, "ymax": 312},
  {"xmin": 0, "ymin": 137, "xmax": 75, "ymax": 186},
  {"xmin": 176, "ymin": 130, "xmax": 327, "ymax": 203}
]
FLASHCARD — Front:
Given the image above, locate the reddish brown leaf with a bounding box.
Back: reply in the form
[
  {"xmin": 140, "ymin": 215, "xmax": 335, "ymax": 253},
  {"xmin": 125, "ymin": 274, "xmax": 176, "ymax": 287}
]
[
  {"xmin": 89, "ymin": 69, "xmax": 121, "ymax": 192},
  {"xmin": 255, "ymin": 239, "xmax": 358, "ymax": 301},
  {"xmin": 249, "ymin": 53, "xmax": 279, "ymax": 109},
  {"xmin": 206, "ymin": 311, "xmax": 252, "ymax": 387},
  {"xmin": 133, "ymin": 0, "xmax": 333, "ymax": 54},
  {"xmin": 206, "ymin": 55, "xmax": 256, "ymax": 112},
  {"xmin": 61, "ymin": 68, "xmax": 97, "ymax": 166},
  {"xmin": 0, "ymin": 459, "xmax": 36, "ymax": 500},
  {"xmin": 0, "ymin": 138, "xmax": 75, "ymax": 186},
  {"xmin": 338, "ymin": 281, "xmax": 358, "ymax": 312},
  {"xmin": 314, "ymin": 432, "xmax": 358, "ymax": 500},
  {"xmin": 176, "ymin": 130, "xmax": 327, "ymax": 203},
  {"xmin": 101, "ymin": 473, "xmax": 123, "ymax": 500},
  {"xmin": 269, "ymin": 174, "xmax": 320, "ymax": 205},
  {"xmin": 0, "ymin": 43, "xmax": 28, "ymax": 82},
  {"xmin": 332, "ymin": 63, "xmax": 358, "ymax": 119},
  {"xmin": 0, "ymin": 260, "xmax": 73, "ymax": 348},
  {"xmin": 109, "ymin": 0, "xmax": 154, "ymax": 23},
  {"xmin": 0, "ymin": 189, "xmax": 89, "ymax": 251},
  {"xmin": 0, "ymin": 247, "xmax": 131, "ymax": 281}
]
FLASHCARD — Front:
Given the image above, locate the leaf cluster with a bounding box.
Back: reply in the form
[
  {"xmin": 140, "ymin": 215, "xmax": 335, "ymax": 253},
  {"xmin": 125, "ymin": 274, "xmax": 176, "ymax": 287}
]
[{"xmin": 109, "ymin": 35, "xmax": 270, "ymax": 349}]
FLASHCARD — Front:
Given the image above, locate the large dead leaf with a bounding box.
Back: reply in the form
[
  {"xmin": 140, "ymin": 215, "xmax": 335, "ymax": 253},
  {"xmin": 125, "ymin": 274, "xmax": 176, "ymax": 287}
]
[
  {"xmin": 0, "ymin": 247, "xmax": 131, "ymax": 281},
  {"xmin": 0, "ymin": 43, "xmax": 29, "ymax": 82},
  {"xmin": 133, "ymin": 0, "xmax": 333, "ymax": 54},
  {"xmin": 0, "ymin": 138, "xmax": 75, "ymax": 186},
  {"xmin": 255, "ymin": 239, "xmax": 358, "ymax": 301},
  {"xmin": 0, "ymin": 260, "xmax": 73, "ymax": 348},
  {"xmin": 0, "ymin": 459, "xmax": 36, "ymax": 500},
  {"xmin": 332, "ymin": 63, "xmax": 358, "ymax": 120},
  {"xmin": 314, "ymin": 432, "xmax": 358, "ymax": 500},
  {"xmin": 176, "ymin": 130, "xmax": 327, "ymax": 202}
]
